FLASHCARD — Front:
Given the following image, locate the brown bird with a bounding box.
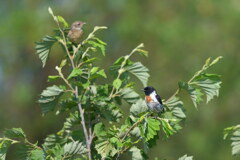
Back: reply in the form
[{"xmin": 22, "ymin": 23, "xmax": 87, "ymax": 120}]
[{"xmin": 67, "ymin": 21, "xmax": 86, "ymax": 44}]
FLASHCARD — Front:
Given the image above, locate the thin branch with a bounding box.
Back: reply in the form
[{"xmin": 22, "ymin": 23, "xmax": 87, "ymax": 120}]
[
  {"xmin": 56, "ymin": 67, "xmax": 75, "ymax": 92},
  {"xmin": 120, "ymin": 112, "xmax": 149, "ymax": 143},
  {"xmin": 54, "ymin": 20, "xmax": 92, "ymax": 159}
]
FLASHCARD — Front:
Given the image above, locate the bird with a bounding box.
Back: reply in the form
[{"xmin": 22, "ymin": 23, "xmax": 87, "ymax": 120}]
[
  {"xmin": 67, "ymin": 21, "xmax": 86, "ymax": 44},
  {"xmin": 143, "ymin": 86, "xmax": 164, "ymax": 113}
]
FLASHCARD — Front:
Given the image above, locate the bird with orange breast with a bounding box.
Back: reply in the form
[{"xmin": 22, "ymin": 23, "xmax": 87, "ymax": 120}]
[{"xmin": 143, "ymin": 86, "xmax": 164, "ymax": 113}]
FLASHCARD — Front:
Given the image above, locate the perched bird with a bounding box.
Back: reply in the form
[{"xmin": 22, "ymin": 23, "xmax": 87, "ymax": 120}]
[
  {"xmin": 67, "ymin": 21, "xmax": 86, "ymax": 44},
  {"xmin": 143, "ymin": 86, "xmax": 164, "ymax": 113}
]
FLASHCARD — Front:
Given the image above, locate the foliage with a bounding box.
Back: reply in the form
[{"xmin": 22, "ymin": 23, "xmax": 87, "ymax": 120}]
[
  {"xmin": 0, "ymin": 7, "xmax": 222, "ymax": 160},
  {"xmin": 224, "ymin": 124, "xmax": 240, "ymax": 156}
]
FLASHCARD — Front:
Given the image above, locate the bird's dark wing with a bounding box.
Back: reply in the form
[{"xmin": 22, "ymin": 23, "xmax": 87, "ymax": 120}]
[{"xmin": 156, "ymin": 94, "xmax": 163, "ymax": 104}]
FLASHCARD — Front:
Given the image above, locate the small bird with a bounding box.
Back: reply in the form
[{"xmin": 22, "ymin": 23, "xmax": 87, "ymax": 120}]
[
  {"xmin": 67, "ymin": 21, "xmax": 86, "ymax": 44},
  {"xmin": 143, "ymin": 86, "xmax": 164, "ymax": 113}
]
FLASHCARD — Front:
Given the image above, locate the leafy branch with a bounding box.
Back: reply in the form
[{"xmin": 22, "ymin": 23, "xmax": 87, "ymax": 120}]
[{"xmin": 0, "ymin": 7, "xmax": 223, "ymax": 160}]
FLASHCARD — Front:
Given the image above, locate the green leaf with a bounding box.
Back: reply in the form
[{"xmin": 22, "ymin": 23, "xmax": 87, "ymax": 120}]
[
  {"xmin": 46, "ymin": 144, "xmax": 64, "ymax": 159},
  {"xmin": 121, "ymin": 88, "xmax": 140, "ymax": 104},
  {"xmin": 35, "ymin": 35, "xmax": 57, "ymax": 67},
  {"xmin": 126, "ymin": 62, "xmax": 149, "ymax": 87},
  {"xmin": 129, "ymin": 147, "xmax": 144, "ymax": 160},
  {"xmin": 191, "ymin": 74, "xmax": 221, "ymax": 103},
  {"xmin": 178, "ymin": 154, "xmax": 193, "ymax": 160},
  {"xmin": 179, "ymin": 81, "xmax": 203, "ymax": 108},
  {"xmin": 43, "ymin": 134, "xmax": 67, "ymax": 149},
  {"xmin": 130, "ymin": 99, "xmax": 148, "ymax": 116},
  {"xmin": 38, "ymin": 85, "xmax": 64, "ymax": 114},
  {"xmin": 48, "ymin": 75, "xmax": 60, "ymax": 82},
  {"xmin": 144, "ymin": 118, "xmax": 160, "ymax": 141},
  {"xmin": 30, "ymin": 149, "xmax": 45, "ymax": 160},
  {"xmin": 160, "ymin": 118, "xmax": 176, "ymax": 138},
  {"xmin": 231, "ymin": 129, "xmax": 240, "ymax": 156},
  {"xmin": 87, "ymin": 40, "xmax": 106, "ymax": 56},
  {"xmin": 94, "ymin": 123, "xmax": 107, "ymax": 137},
  {"xmin": 63, "ymin": 141, "xmax": 87, "ymax": 156},
  {"xmin": 97, "ymin": 69, "xmax": 107, "ymax": 78},
  {"xmin": 57, "ymin": 16, "xmax": 69, "ymax": 28},
  {"xmin": 93, "ymin": 37, "xmax": 107, "ymax": 45},
  {"xmin": 90, "ymin": 67, "xmax": 99, "ymax": 74},
  {"xmin": 209, "ymin": 56, "xmax": 223, "ymax": 66},
  {"xmin": 0, "ymin": 139, "xmax": 13, "ymax": 160},
  {"xmin": 61, "ymin": 111, "xmax": 80, "ymax": 132},
  {"xmin": 224, "ymin": 125, "xmax": 240, "ymax": 156},
  {"xmin": 165, "ymin": 96, "xmax": 186, "ymax": 119},
  {"xmin": 4, "ymin": 128, "xmax": 26, "ymax": 140},
  {"xmin": 85, "ymin": 26, "xmax": 108, "ymax": 42},
  {"xmin": 15, "ymin": 143, "xmax": 35, "ymax": 160},
  {"xmin": 67, "ymin": 68, "xmax": 83, "ymax": 79},
  {"xmin": 136, "ymin": 48, "xmax": 148, "ymax": 57},
  {"xmin": 223, "ymin": 125, "xmax": 240, "ymax": 140},
  {"xmin": 95, "ymin": 140, "xmax": 116, "ymax": 158},
  {"xmin": 60, "ymin": 59, "xmax": 67, "ymax": 68},
  {"xmin": 113, "ymin": 78, "xmax": 122, "ymax": 89}
]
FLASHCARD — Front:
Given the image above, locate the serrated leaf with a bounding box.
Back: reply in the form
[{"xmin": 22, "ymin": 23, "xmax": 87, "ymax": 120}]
[
  {"xmin": 0, "ymin": 139, "xmax": 13, "ymax": 160},
  {"xmin": 63, "ymin": 141, "xmax": 87, "ymax": 156},
  {"xmin": 191, "ymin": 74, "xmax": 221, "ymax": 103},
  {"xmin": 160, "ymin": 118, "xmax": 176, "ymax": 138},
  {"xmin": 126, "ymin": 62, "xmax": 149, "ymax": 87},
  {"xmin": 38, "ymin": 85, "xmax": 64, "ymax": 114},
  {"xmin": 129, "ymin": 147, "xmax": 144, "ymax": 160},
  {"xmin": 144, "ymin": 118, "xmax": 160, "ymax": 141},
  {"xmin": 57, "ymin": 16, "xmax": 69, "ymax": 28},
  {"xmin": 95, "ymin": 140, "xmax": 116, "ymax": 158},
  {"xmin": 43, "ymin": 134, "xmax": 67, "ymax": 148},
  {"xmin": 178, "ymin": 154, "xmax": 193, "ymax": 160},
  {"xmin": 62, "ymin": 111, "xmax": 80, "ymax": 132},
  {"xmin": 35, "ymin": 35, "xmax": 57, "ymax": 67},
  {"xmin": 121, "ymin": 88, "xmax": 140, "ymax": 104},
  {"xmin": 15, "ymin": 143, "xmax": 35, "ymax": 160},
  {"xmin": 4, "ymin": 128, "xmax": 26, "ymax": 140},
  {"xmin": 30, "ymin": 149, "xmax": 45, "ymax": 160},
  {"xmin": 94, "ymin": 123, "xmax": 107, "ymax": 137},
  {"xmin": 67, "ymin": 68, "xmax": 83, "ymax": 79},
  {"xmin": 225, "ymin": 126, "xmax": 240, "ymax": 156},
  {"xmin": 165, "ymin": 96, "xmax": 186, "ymax": 119},
  {"xmin": 130, "ymin": 99, "xmax": 148, "ymax": 116},
  {"xmin": 179, "ymin": 81, "xmax": 203, "ymax": 108},
  {"xmin": 113, "ymin": 78, "xmax": 122, "ymax": 89}
]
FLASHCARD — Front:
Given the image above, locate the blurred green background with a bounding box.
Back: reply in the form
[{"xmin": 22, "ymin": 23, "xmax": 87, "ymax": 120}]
[{"xmin": 0, "ymin": 0, "xmax": 240, "ymax": 159}]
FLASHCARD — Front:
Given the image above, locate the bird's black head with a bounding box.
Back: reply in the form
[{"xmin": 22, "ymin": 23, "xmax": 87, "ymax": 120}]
[{"xmin": 143, "ymin": 86, "xmax": 156, "ymax": 96}]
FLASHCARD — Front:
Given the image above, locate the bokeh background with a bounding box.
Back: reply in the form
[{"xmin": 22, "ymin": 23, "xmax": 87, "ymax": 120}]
[{"xmin": 0, "ymin": 0, "xmax": 240, "ymax": 159}]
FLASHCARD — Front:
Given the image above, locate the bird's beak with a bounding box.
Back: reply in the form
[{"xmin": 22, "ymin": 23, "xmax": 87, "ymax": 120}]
[
  {"xmin": 83, "ymin": 22, "xmax": 87, "ymax": 25},
  {"xmin": 141, "ymin": 89, "xmax": 145, "ymax": 91}
]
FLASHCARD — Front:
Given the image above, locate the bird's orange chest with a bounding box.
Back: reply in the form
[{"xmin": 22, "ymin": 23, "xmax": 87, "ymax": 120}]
[{"xmin": 145, "ymin": 96, "xmax": 152, "ymax": 103}]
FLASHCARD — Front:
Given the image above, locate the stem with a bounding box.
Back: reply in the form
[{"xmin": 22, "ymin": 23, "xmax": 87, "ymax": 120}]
[
  {"xmin": 75, "ymin": 86, "xmax": 92, "ymax": 160},
  {"xmin": 120, "ymin": 113, "xmax": 148, "ymax": 142},
  {"xmin": 55, "ymin": 20, "xmax": 92, "ymax": 159},
  {"xmin": 109, "ymin": 49, "xmax": 136, "ymax": 98},
  {"xmin": 116, "ymin": 113, "xmax": 149, "ymax": 159}
]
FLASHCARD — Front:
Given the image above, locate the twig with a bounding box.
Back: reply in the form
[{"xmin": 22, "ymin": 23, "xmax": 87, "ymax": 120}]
[{"xmin": 55, "ymin": 21, "xmax": 92, "ymax": 160}]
